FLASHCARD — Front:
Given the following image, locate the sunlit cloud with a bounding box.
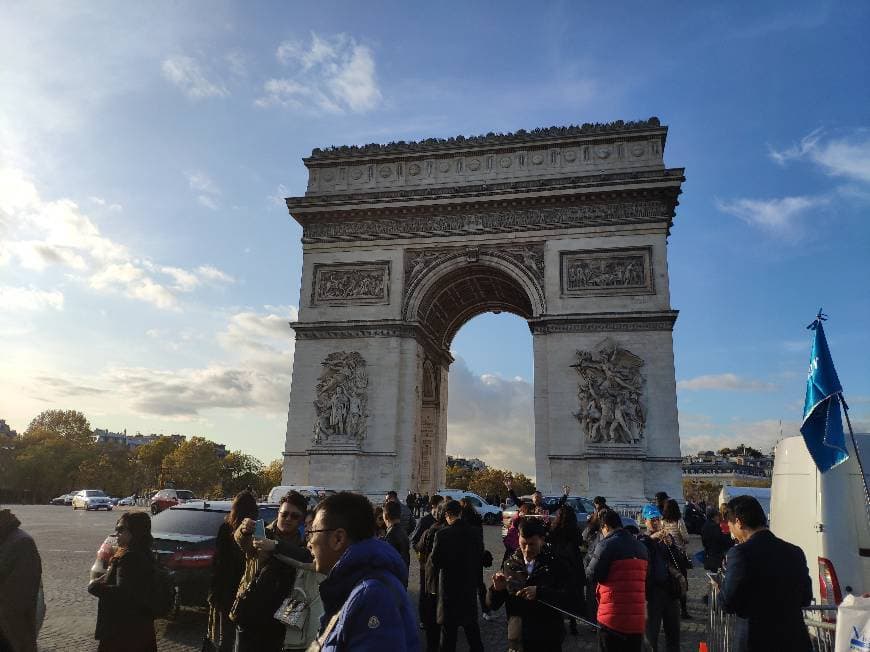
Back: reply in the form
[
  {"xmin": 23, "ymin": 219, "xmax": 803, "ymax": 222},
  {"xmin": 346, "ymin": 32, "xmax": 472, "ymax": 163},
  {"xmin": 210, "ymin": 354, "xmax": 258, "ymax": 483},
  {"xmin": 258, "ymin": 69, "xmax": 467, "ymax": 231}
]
[{"xmin": 256, "ymin": 32, "xmax": 381, "ymax": 113}]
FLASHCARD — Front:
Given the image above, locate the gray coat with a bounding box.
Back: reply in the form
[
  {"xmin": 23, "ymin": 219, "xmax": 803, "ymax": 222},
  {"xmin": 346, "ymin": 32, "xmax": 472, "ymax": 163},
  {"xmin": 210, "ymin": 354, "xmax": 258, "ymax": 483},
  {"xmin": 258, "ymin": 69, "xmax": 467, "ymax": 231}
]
[{"xmin": 0, "ymin": 510, "xmax": 42, "ymax": 652}]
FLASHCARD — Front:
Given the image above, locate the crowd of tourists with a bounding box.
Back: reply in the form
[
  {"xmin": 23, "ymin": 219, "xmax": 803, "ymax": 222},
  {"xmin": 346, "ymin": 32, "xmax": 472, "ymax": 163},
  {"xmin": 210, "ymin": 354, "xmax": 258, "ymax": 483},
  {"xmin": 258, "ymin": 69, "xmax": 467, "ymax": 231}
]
[{"xmin": 0, "ymin": 485, "xmax": 815, "ymax": 652}]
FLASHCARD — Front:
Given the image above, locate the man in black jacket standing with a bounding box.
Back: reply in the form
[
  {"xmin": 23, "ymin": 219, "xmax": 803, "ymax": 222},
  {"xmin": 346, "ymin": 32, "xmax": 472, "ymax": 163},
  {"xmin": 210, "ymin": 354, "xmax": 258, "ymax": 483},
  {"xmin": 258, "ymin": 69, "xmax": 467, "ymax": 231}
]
[
  {"xmin": 720, "ymin": 495, "xmax": 812, "ymax": 651},
  {"xmin": 429, "ymin": 500, "xmax": 484, "ymax": 652},
  {"xmin": 488, "ymin": 519, "xmax": 571, "ymax": 652}
]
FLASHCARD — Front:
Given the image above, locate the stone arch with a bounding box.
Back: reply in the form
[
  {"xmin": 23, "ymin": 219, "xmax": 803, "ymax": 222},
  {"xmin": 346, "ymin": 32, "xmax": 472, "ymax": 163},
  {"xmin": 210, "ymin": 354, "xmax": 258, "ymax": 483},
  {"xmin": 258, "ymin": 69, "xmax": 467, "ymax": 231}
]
[{"xmin": 403, "ymin": 248, "xmax": 545, "ymax": 350}]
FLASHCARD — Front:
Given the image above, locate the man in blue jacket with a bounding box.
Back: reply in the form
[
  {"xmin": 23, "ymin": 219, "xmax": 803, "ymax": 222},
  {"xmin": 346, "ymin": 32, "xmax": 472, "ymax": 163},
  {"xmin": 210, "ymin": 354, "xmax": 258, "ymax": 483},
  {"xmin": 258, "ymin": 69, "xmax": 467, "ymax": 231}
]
[
  {"xmin": 307, "ymin": 492, "xmax": 420, "ymax": 651},
  {"xmin": 720, "ymin": 495, "xmax": 812, "ymax": 651}
]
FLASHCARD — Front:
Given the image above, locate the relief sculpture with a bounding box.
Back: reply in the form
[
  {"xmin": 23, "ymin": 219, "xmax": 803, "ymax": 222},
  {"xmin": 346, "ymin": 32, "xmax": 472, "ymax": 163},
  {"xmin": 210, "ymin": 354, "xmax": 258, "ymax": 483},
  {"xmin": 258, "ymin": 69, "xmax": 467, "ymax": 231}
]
[
  {"xmin": 312, "ymin": 263, "xmax": 388, "ymax": 304},
  {"xmin": 567, "ymin": 255, "xmax": 645, "ymax": 289},
  {"xmin": 572, "ymin": 339, "xmax": 645, "ymax": 445},
  {"xmin": 561, "ymin": 248, "xmax": 652, "ymax": 296},
  {"xmin": 312, "ymin": 352, "xmax": 369, "ymax": 444}
]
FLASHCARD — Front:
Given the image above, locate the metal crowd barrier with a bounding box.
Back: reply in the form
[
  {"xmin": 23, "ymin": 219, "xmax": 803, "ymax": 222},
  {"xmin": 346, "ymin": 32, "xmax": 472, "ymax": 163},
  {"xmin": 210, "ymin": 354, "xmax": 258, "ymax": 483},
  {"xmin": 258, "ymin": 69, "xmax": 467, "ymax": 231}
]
[{"xmin": 705, "ymin": 572, "xmax": 837, "ymax": 652}]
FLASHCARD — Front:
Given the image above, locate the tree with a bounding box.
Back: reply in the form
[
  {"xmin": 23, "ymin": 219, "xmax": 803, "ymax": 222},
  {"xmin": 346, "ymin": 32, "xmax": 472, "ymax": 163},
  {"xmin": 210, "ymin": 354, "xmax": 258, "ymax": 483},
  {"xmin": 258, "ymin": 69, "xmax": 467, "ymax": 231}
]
[
  {"xmin": 24, "ymin": 410, "xmax": 94, "ymax": 447},
  {"xmin": 259, "ymin": 459, "xmax": 284, "ymax": 495},
  {"xmin": 718, "ymin": 445, "xmax": 763, "ymax": 459},
  {"xmin": 220, "ymin": 452, "xmax": 264, "ymax": 498},
  {"xmin": 14, "ymin": 435, "xmax": 90, "ymax": 503},
  {"xmin": 468, "ymin": 468, "xmax": 535, "ymax": 501},
  {"xmin": 160, "ymin": 437, "xmax": 222, "ymax": 496},
  {"xmin": 77, "ymin": 444, "xmax": 135, "ymax": 496},
  {"xmin": 136, "ymin": 437, "xmax": 181, "ymax": 489},
  {"xmin": 445, "ymin": 465, "xmax": 472, "ymax": 490}
]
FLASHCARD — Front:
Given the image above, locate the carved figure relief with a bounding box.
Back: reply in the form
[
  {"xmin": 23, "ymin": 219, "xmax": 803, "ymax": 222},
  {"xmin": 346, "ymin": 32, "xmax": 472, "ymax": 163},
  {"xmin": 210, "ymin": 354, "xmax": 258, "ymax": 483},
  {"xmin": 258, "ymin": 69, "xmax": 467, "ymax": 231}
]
[
  {"xmin": 572, "ymin": 339, "xmax": 646, "ymax": 445},
  {"xmin": 302, "ymin": 201, "xmax": 669, "ymax": 244},
  {"xmin": 561, "ymin": 248, "xmax": 653, "ymax": 297},
  {"xmin": 312, "ymin": 263, "xmax": 389, "ymax": 305},
  {"xmin": 404, "ymin": 243, "xmax": 545, "ymax": 291},
  {"xmin": 313, "ymin": 352, "xmax": 369, "ymax": 444}
]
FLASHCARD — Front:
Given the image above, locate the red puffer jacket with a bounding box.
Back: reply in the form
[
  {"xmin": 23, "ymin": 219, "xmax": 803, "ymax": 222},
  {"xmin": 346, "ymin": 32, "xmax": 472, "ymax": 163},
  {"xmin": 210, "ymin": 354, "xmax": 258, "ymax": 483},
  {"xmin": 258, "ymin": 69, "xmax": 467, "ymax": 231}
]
[{"xmin": 595, "ymin": 557, "xmax": 648, "ymax": 633}]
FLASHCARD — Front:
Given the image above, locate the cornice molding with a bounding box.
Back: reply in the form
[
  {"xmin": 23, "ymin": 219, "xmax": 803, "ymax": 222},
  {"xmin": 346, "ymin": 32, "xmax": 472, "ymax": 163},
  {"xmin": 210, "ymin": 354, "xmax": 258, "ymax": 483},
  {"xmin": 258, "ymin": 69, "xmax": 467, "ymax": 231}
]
[
  {"xmin": 306, "ymin": 117, "xmax": 666, "ymax": 162},
  {"xmin": 528, "ymin": 310, "xmax": 679, "ymax": 334}
]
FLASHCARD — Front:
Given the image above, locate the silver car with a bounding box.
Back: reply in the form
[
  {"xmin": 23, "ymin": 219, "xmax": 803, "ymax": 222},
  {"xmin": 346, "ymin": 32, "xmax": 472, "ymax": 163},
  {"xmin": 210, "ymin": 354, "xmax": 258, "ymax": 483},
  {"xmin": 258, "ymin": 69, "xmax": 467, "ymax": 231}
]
[{"xmin": 72, "ymin": 489, "xmax": 113, "ymax": 511}]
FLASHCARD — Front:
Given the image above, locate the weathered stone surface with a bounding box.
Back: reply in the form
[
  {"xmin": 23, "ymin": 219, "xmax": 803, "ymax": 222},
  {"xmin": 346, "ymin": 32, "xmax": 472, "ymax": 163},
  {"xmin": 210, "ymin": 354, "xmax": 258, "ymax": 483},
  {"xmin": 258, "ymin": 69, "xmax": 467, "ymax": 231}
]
[{"xmin": 282, "ymin": 119, "xmax": 685, "ymax": 504}]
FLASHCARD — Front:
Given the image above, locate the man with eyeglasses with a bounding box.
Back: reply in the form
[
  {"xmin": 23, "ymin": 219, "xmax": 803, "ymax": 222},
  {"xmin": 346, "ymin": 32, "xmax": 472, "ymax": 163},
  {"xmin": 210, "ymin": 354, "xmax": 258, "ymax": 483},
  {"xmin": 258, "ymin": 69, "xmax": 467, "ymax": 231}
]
[
  {"xmin": 235, "ymin": 491, "xmax": 311, "ymax": 651},
  {"xmin": 307, "ymin": 492, "xmax": 419, "ymax": 651}
]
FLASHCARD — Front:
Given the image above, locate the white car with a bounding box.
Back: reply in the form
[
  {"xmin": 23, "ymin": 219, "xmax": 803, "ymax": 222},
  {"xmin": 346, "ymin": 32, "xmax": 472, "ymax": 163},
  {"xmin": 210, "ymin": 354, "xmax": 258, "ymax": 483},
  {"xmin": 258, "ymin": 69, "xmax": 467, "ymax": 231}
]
[
  {"xmin": 436, "ymin": 489, "xmax": 503, "ymax": 525},
  {"xmin": 72, "ymin": 489, "xmax": 113, "ymax": 511}
]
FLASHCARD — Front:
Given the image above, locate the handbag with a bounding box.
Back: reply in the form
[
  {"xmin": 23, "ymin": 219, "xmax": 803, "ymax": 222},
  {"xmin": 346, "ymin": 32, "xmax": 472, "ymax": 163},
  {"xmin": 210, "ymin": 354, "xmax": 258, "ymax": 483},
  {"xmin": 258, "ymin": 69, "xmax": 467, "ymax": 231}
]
[
  {"xmin": 230, "ymin": 560, "xmax": 289, "ymax": 626},
  {"xmin": 275, "ymin": 586, "xmax": 311, "ymax": 649},
  {"xmin": 665, "ymin": 545, "xmax": 688, "ymax": 598}
]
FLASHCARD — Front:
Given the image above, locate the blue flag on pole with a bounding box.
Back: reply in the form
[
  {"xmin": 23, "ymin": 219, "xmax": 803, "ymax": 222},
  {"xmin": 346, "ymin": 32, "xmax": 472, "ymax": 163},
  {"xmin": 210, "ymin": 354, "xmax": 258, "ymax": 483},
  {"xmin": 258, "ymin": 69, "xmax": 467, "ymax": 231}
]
[{"xmin": 800, "ymin": 313, "xmax": 849, "ymax": 472}]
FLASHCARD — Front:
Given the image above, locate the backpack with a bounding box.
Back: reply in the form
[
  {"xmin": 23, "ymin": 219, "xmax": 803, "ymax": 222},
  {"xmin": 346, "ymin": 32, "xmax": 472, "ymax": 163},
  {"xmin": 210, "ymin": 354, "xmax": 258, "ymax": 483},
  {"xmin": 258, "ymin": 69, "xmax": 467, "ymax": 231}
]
[{"xmin": 150, "ymin": 562, "xmax": 177, "ymax": 618}]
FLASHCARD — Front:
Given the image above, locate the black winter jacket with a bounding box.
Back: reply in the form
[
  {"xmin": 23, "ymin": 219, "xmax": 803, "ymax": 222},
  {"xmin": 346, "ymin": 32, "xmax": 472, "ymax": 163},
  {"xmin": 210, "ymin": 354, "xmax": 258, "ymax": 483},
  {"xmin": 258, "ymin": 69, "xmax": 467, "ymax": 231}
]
[{"xmin": 487, "ymin": 547, "xmax": 571, "ymax": 648}]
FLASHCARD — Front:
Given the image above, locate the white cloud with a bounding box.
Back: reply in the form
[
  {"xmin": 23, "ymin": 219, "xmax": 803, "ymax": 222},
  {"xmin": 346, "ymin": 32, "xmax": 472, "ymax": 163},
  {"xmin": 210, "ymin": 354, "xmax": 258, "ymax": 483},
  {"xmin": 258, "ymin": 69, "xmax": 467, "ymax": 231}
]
[
  {"xmin": 161, "ymin": 55, "xmax": 228, "ymax": 100},
  {"xmin": 196, "ymin": 265, "xmax": 235, "ymax": 284},
  {"xmin": 257, "ymin": 33, "xmax": 381, "ymax": 113},
  {"xmin": 446, "ymin": 357, "xmax": 535, "ymax": 477},
  {"xmin": 186, "ymin": 170, "xmax": 221, "ymax": 210},
  {"xmin": 677, "ymin": 373, "xmax": 777, "ymax": 392},
  {"xmin": 0, "ymin": 165, "xmax": 234, "ymax": 310},
  {"xmin": 32, "ymin": 305, "xmax": 299, "ymax": 418},
  {"xmin": 770, "ymin": 128, "xmax": 870, "ymax": 184},
  {"xmin": 0, "ymin": 285, "xmax": 64, "ymax": 311},
  {"xmin": 715, "ymin": 195, "xmax": 827, "ymax": 233},
  {"xmin": 679, "ymin": 414, "xmax": 792, "ymax": 456}
]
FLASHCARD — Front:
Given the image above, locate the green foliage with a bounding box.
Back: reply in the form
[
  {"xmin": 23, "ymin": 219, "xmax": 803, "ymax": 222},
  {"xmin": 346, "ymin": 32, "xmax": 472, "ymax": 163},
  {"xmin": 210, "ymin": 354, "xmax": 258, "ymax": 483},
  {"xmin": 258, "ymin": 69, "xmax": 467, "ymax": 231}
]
[
  {"xmin": 717, "ymin": 445, "xmax": 764, "ymax": 458},
  {"xmin": 25, "ymin": 409, "xmax": 94, "ymax": 447},
  {"xmin": 220, "ymin": 452, "xmax": 264, "ymax": 497},
  {"xmin": 260, "ymin": 459, "xmax": 284, "ymax": 495},
  {"xmin": 445, "ymin": 465, "xmax": 536, "ymax": 500},
  {"xmin": 161, "ymin": 437, "xmax": 222, "ymax": 496},
  {"xmin": 136, "ymin": 437, "xmax": 181, "ymax": 488},
  {"xmin": 445, "ymin": 465, "xmax": 472, "ymax": 490},
  {"xmin": 77, "ymin": 444, "xmax": 135, "ymax": 496}
]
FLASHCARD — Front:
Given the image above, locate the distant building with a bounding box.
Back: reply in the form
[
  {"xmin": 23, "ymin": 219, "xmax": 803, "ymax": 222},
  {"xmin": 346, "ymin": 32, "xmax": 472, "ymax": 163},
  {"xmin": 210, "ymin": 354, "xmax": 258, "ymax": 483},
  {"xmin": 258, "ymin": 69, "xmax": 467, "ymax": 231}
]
[
  {"xmin": 93, "ymin": 428, "xmax": 228, "ymax": 458},
  {"xmin": 681, "ymin": 450, "xmax": 773, "ymax": 485},
  {"xmin": 446, "ymin": 455, "xmax": 487, "ymax": 472}
]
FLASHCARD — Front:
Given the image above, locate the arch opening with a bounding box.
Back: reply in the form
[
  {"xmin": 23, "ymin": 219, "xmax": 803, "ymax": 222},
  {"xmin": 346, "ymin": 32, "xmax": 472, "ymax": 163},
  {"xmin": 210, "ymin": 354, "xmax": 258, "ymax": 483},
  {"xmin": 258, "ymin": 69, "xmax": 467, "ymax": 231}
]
[{"xmin": 416, "ymin": 263, "xmax": 535, "ymax": 350}]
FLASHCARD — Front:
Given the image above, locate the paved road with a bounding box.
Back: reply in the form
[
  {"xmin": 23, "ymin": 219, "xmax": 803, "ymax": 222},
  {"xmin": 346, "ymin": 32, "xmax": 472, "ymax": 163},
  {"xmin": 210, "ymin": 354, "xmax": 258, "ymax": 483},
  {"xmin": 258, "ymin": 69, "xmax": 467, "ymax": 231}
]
[{"xmin": 13, "ymin": 505, "xmax": 709, "ymax": 651}]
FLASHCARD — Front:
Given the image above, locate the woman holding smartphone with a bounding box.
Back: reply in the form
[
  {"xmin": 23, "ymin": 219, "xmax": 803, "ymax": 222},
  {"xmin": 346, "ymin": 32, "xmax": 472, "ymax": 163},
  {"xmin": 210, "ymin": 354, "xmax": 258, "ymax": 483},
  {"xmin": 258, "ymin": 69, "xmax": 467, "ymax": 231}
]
[{"xmin": 88, "ymin": 511, "xmax": 156, "ymax": 652}]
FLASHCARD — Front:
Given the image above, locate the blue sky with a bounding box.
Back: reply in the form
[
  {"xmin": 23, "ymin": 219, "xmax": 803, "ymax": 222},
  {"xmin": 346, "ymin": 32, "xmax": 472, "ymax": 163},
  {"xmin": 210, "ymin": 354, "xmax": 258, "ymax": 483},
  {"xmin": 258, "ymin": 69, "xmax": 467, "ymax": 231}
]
[{"xmin": 1, "ymin": 2, "xmax": 868, "ymax": 478}]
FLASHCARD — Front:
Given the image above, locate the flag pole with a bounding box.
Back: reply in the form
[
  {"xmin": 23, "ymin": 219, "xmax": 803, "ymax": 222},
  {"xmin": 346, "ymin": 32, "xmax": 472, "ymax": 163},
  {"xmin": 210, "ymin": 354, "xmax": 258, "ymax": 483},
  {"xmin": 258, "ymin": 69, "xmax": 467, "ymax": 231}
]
[{"xmin": 840, "ymin": 395, "xmax": 870, "ymax": 526}]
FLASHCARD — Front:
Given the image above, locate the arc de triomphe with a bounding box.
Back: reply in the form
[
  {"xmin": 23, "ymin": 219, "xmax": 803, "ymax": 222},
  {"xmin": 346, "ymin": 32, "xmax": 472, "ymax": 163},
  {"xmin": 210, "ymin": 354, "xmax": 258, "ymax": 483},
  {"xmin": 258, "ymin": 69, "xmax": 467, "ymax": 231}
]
[{"xmin": 281, "ymin": 117, "xmax": 685, "ymax": 504}]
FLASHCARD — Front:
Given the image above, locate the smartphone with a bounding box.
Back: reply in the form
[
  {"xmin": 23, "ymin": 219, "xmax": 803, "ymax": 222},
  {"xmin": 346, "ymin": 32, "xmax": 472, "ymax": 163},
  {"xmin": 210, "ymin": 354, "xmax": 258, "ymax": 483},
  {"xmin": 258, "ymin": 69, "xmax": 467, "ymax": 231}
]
[{"xmin": 253, "ymin": 519, "xmax": 266, "ymax": 541}]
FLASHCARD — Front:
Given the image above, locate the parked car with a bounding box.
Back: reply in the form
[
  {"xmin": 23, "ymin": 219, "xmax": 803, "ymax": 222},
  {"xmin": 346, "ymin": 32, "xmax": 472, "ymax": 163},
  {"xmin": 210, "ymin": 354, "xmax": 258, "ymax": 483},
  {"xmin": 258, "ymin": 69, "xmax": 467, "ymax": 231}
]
[
  {"xmin": 501, "ymin": 494, "xmax": 596, "ymax": 536},
  {"xmin": 117, "ymin": 495, "xmax": 136, "ymax": 506},
  {"xmin": 72, "ymin": 489, "xmax": 113, "ymax": 511},
  {"xmin": 436, "ymin": 489, "xmax": 503, "ymax": 525},
  {"xmin": 150, "ymin": 489, "xmax": 196, "ymax": 514},
  {"xmin": 89, "ymin": 500, "xmax": 279, "ymax": 618},
  {"xmin": 50, "ymin": 493, "xmax": 74, "ymax": 505}
]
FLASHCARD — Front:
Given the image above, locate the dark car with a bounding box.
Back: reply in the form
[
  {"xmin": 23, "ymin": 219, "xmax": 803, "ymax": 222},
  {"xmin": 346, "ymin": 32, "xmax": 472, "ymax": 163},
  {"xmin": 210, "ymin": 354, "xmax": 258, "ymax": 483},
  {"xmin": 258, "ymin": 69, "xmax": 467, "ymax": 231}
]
[
  {"xmin": 501, "ymin": 494, "xmax": 596, "ymax": 537},
  {"xmin": 89, "ymin": 500, "xmax": 279, "ymax": 618}
]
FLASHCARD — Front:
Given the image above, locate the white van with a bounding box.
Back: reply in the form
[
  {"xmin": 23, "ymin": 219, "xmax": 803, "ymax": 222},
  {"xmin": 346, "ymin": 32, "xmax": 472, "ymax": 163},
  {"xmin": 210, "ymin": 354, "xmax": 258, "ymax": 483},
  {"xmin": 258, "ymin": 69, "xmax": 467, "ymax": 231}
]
[
  {"xmin": 768, "ymin": 434, "xmax": 870, "ymax": 607},
  {"xmin": 436, "ymin": 489, "xmax": 503, "ymax": 524}
]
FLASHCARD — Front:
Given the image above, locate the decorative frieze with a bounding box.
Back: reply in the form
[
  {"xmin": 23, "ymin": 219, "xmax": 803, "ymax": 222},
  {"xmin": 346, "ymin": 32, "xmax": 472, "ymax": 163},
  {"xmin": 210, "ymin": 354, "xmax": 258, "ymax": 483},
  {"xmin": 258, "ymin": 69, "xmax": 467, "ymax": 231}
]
[
  {"xmin": 302, "ymin": 201, "xmax": 669, "ymax": 244},
  {"xmin": 404, "ymin": 242, "xmax": 545, "ymax": 290},
  {"xmin": 561, "ymin": 248, "xmax": 653, "ymax": 297},
  {"xmin": 311, "ymin": 262, "xmax": 390, "ymax": 305},
  {"xmin": 572, "ymin": 339, "xmax": 646, "ymax": 445},
  {"xmin": 312, "ymin": 352, "xmax": 369, "ymax": 445}
]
